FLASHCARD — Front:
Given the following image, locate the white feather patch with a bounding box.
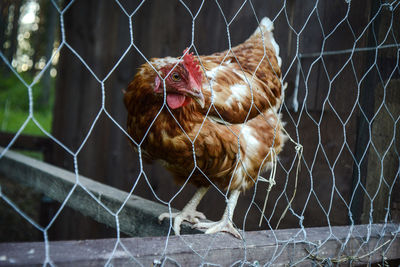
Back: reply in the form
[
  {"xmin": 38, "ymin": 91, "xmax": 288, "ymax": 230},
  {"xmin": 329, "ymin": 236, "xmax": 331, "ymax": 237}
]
[
  {"xmin": 256, "ymin": 17, "xmax": 282, "ymax": 67},
  {"xmin": 226, "ymin": 84, "xmax": 248, "ymax": 106},
  {"xmin": 270, "ymin": 36, "xmax": 282, "ymax": 67},
  {"xmin": 241, "ymin": 125, "xmax": 260, "ymax": 189},
  {"xmin": 152, "ymin": 57, "xmax": 180, "ymax": 68},
  {"xmin": 259, "ymin": 17, "xmax": 274, "ymax": 32},
  {"xmin": 241, "ymin": 125, "xmax": 260, "ymax": 149},
  {"xmin": 205, "ymin": 65, "xmax": 226, "ymax": 81}
]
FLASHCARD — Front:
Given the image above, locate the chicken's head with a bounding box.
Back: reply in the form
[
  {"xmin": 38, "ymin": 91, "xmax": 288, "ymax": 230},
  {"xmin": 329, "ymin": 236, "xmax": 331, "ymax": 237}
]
[{"xmin": 154, "ymin": 50, "xmax": 204, "ymax": 109}]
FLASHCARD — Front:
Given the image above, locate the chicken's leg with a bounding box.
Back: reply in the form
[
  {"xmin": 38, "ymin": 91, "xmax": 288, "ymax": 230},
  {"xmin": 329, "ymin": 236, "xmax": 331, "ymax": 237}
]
[
  {"xmin": 194, "ymin": 189, "xmax": 241, "ymax": 239},
  {"xmin": 158, "ymin": 186, "xmax": 209, "ymax": 235}
]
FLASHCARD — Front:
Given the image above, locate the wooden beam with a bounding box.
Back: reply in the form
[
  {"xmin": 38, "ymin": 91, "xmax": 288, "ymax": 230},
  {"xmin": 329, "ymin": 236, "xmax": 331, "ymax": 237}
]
[
  {"xmin": 0, "ymin": 224, "xmax": 398, "ymax": 266},
  {"xmin": 0, "ymin": 147, "xmax": 201, "ymax": 237},
  {"xmin": 0, "ymin": 132, "xmax": 52, "ymax": 152}
]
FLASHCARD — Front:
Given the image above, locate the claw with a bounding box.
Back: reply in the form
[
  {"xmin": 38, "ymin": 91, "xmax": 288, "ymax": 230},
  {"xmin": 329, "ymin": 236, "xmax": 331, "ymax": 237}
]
[
  {"xmin": 158, "ymin": 212, "xmax": 172, "ymax": 224},
  {"xmin": 193, "ymin": 189, "xmax": 242, "ymax": 239},
  {"xmin": 158, "ymin": 187, "xmax": 209, "ymax": 236},
  {"xmin": 158, "ymin": 210, "xmax": 207, "ymax": 236},
  {"xmin": 194, "ymin": 220, "xmax": 242, "ymax": 239}
]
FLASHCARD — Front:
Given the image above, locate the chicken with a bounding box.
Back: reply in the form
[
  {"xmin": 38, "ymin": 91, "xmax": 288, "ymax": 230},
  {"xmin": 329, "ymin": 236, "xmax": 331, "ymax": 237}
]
[{"xmin": 123, "ymin": 17, "xmax": 286, "ymax": 238}]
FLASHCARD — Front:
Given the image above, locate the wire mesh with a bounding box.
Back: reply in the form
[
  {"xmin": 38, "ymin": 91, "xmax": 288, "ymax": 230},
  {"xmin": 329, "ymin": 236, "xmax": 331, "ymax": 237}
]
[{"xmin": 0, "ymin": 0, "xmax": 399, "ymax": 266}]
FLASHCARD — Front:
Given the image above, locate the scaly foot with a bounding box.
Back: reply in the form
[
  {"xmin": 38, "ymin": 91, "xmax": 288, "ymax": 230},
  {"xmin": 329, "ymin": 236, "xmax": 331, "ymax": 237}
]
[
  {"xmin": 158, "ymin": 210, "xmax": 206, "ymax": 235},
  {"xmin": 194, "ymin": 219, "xmax": 242, "ymax": 239}
]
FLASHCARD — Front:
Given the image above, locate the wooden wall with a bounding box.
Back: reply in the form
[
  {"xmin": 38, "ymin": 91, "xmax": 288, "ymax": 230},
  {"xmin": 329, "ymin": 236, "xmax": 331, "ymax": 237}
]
[{"xmin": 48, "ymin": 0, "xmax": 399, "ymax": 240}]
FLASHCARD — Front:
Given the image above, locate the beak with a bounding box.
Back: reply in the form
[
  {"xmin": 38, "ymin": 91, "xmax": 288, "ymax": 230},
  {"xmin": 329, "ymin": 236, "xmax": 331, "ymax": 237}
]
[
  {"xmin": 189, "ymin": 88, "xmax": 205, "ymax": 108},
  {"xmin": 187, "ymin": 74, "xmax": 205, "ymax": 108}
]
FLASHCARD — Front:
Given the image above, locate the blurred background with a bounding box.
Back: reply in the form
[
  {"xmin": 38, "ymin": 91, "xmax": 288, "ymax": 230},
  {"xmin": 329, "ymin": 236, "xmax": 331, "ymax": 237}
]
[{"xmin": 0, "ymin": 0, "xmax": 399, "ymax": 242}]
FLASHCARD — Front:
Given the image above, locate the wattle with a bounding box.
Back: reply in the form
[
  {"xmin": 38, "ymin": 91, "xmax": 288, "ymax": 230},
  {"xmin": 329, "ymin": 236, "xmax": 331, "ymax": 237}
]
[{"xmin": 167, "ymin": 94, "xmax": 191, "ymax": 109}]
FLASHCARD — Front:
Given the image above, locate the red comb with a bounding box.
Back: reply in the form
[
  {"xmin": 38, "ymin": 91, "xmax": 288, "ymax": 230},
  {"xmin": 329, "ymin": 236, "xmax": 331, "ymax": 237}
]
[{"xmin": 182, "ymin": 48, "xmax": 203, "ymax": 84}]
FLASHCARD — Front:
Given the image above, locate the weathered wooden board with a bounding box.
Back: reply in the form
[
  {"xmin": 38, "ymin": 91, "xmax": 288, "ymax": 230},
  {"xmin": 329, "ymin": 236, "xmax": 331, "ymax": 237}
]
[
  {"xmin": 362, "ymin": 80, "xmax": 400, "ymax": 223},
  {"xmin": 0, "ymin": 224, "xmax": 398, "ymax": 266},
  {"xmin": 351, "ymin": 4, "xmax": 400, "ymax": 224},
  {"xmin": 0, "ymin": 147, "xmax": 201, "ymax": 237},
  {"xmin": 0, "ymin": 132, "xmax": 52, "ymax": 153}
]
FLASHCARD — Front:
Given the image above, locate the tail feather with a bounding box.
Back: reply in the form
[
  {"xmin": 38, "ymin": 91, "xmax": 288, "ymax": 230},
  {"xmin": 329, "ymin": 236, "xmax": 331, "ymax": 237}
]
[
  {"xmin": 258, "ymin": 17, "xmax": 274, "ymax": 32},
  {"xmin": 252, "ymin": 17, "xmax": 282, "ymax": 68}
]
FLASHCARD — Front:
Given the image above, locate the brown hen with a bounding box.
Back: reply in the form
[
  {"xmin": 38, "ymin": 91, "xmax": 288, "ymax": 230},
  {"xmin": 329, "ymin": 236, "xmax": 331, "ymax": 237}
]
[{"xmin": 124, "ymin": 17, "xmax": 286, "ymax": 238}]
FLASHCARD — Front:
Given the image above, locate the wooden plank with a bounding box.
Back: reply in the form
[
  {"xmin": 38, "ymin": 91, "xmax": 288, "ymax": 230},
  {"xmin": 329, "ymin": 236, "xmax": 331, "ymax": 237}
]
[
  {"xmin": 0, "ymin": 224, "xmax": 398, "ymax": 266},
  {"xmin": 362, "ymin": 80, "xmax": 400, "ymax": 223},
  {"xmin": 0, "ymin": 132, "xmax": 52, "ymax": 152},
  {"xmin": 359, "ymin": 5, "xmax": 400, "ymax": 224},
  {"xmin": 350, "ymin": 0, "xmax": 382, "ymax": 224},
  {"xmin": 0, "ymin": 147, "xmax": 201, "ymax": 237}
]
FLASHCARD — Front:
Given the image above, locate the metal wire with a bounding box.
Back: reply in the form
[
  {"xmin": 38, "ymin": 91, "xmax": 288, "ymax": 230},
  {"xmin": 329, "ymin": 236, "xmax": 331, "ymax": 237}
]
[{"xmin": 0, "ymin": 0, "xmax": 399, "ymax": 266}]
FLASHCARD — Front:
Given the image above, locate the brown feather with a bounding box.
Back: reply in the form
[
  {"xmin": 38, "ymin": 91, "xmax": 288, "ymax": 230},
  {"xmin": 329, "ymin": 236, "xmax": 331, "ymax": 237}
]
[{"xmin": 124, "ymin": 18, "xmax": 286, "ymax": 192}]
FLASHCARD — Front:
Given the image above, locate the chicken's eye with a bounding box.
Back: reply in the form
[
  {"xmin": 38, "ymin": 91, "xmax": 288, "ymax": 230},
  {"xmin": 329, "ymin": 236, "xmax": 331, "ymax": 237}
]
[{"xmin": 171, "ymin": 72, "xmax": 181, "ymax": 81}]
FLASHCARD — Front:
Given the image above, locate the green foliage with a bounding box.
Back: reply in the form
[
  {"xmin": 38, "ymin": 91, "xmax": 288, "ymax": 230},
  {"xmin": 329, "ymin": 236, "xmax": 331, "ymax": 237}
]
[
  {"xmin": 0, "ymin": 109, "xmax": 52, "ymax": 135},
  {"xmin": 0, "ymin": 71, "xmax": 54, "ymax": 136},
  {"xmin": 0, "ymin": 72, "xmax": 30, "ymax": 112}
]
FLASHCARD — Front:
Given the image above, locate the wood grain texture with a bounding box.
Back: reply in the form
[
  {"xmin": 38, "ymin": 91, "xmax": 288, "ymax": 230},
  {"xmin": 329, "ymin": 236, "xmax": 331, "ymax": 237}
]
[
  {"xmin": 0, "ymin": 224, "xmax": 398, "ymax": 266},
  {"xmin": 0, "ymin": 147, "xmax": 201, "ymax": 237}
]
